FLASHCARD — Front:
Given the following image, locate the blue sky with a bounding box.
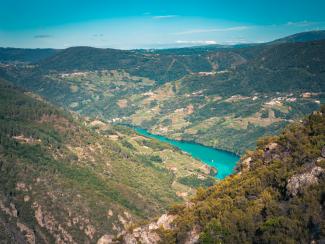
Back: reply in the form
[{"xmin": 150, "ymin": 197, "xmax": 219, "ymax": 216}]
[{"xmin": 1, "ymin": 0, "xmax": 325, "ymax": 49}]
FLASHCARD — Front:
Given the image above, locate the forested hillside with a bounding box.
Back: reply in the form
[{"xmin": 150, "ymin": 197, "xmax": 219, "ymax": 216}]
[
  {"xmin": 123, "ymin": 106, "xmax": 325, "ymax": 243},
  {"xmin": 0, "ymin": 79, "xmax": 215, "ymax": 243},
  {"xmin": 269, "ymin": 30, "xmax": 325, "ymax": 44},
  {"xmin": 0, "ymin": 48, "xmax": 58, "ymax": 63}
]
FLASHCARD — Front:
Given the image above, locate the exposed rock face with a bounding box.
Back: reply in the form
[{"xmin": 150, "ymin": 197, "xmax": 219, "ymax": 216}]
[
  {"xmin": 89, "ymin": 120, "xmax": 107, "ymax": 129},
  {"xmin": 264, "ymin": 142, "xmax": 280, "ymax": 162},
  {"xmin": 0, "ymin": 195, "xmax": 36, "ymax": 244},
  {"xmin": 240, "ymin": 157, "xmax": 253, "ymax": 172},
  {"xmin": 265, "ymin": 142, "xmax": 278, "ymax": 151},
  {"xmin": 124, "ymin": 228, "xmax": 160, "ymax": 244},
  {"xmin": 287, "ymin": 166, "xmax": 324, "ymax": 196},
  {"xmin": 33, "ymin": 202, "xmax": 76, "ymax": 243},
  {"xmin": 107, "ymin": 209, "xmax": 113, "ymax": 217},
  {"xmin": 17, "ymin": 222, "xmax": 36, "ymax": 244},
  {"xmin": 12, "ymin": 135, "xmax": 42, "ymax": 144},
  {"xmin": 97, "ymin": 234, "xmax": 114, "ymax": 244},
  {"xmin": 16, "ymin": 182, "xmax": 31, "ymax": 192},
  {"xmin": 85, "ymin": 224, "xmax": 96, "ymax": 239},
  {"xmin": 122, "ymin": 214, "xmax": 201, "ymax": 244},
  {"xmin": 122, "ymin": 214, "xmax": 176, "ymax": 244},
  {"xmin": 0, "ymin": 199, "xmax": 18, "ymax": 218},
  {"xmin": 239, "ymin": 143, "xmax": 281, "ymax": 173},
  {"xmin": 155, "ymin": 214, "xmax": 176, "ymax": 229}
]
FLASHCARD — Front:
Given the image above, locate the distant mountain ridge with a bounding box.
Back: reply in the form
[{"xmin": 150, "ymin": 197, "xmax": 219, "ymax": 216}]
[
  {"xmin": 0, "ymin": 47, "xmax": 59, "ymax": 63},
  {"xmin": 1, "ymin": 30, "xmax": 325, "ymax": 63},
  {"xmin": 269, "ymin": 30, "xmax": 325, "ymax": 44},
  {"xmin": 194, "ymin": 30, "xmax": 325, "ymax": 50}
]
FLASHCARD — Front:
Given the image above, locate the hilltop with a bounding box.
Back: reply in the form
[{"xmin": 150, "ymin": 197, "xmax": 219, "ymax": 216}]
[
  {"xmin": 269, "ymin": 30, "xmax": 325, "ymax": 44},
  {"xmin": 0, "ymin": 48, "xmax": 58, "ymax": 63}
]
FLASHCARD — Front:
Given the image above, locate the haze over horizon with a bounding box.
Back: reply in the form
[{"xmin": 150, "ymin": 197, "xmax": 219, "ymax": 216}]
[{"xmin": 1, "ymin": 0, "xmax": 325, "ymax": 49}]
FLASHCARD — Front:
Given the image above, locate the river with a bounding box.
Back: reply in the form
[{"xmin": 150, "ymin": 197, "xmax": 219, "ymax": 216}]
[{"xmin": 134, "ymin": 128, "xmax": 240, "ymax": 179}]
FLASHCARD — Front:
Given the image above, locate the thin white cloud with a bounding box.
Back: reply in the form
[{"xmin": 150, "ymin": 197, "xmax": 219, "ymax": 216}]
[
  {"xmin": 222, "ymin": 39, "xmax": 249, "ymax": 45},
  {"xmin": 174, "ymin": 26, "xmax": 250, "ymax": 35},
  {"xmin": 153, "ymin": 15, "xmax": 178, "ymax": 19},
  {"xmin": 176, "ymin": 40, "xmax": 217, "ymax": 45},
  {"xmin": 286, "ymin": 20, "xmax": 315, "ymax": 27}
]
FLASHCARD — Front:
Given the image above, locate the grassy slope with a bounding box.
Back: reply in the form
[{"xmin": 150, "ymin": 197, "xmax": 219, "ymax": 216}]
[{"xmin": 0, "ymin": 79, "xmax": 214, "ymax": 243}]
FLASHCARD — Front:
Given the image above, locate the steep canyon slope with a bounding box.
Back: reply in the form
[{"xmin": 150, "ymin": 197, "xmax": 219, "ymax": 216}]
[{"xmin": 0, "ymin": 79, "xmax": 214, "ymax": 243}]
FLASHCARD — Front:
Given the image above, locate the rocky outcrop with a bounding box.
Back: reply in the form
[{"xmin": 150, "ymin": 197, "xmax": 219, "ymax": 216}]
[
  {"xmin": 97, "ymin": 234, "xmax": 115, "ymax": 244},
  {"xmin": 17, "ymin": 222, "xmax": 36, "ymax": 244},
  {"xmin": 265, "ymin": 142, "xmax": 278, "ymax": 151},
  {"xmin": 264, "ymin": 142, "xmax": 280, "ymax": 162},
  {"xmin": 0, "ymin": 196, "xmax": 35, "ymax": 244},
  {"xmin": 155, "ymin": 214, "xmax": 176, "ymax": 230},
  {"xmin": 121, "ymin": 214, "xmax": 202, "ymax": 244},
  {"xmin": 287, "ymin": 166, "xmax": 324, "ymax": 196},
  {"xmin": 122, "ymin": 214, "xmax": 176, "ymax": 244},
  {"xmin": 0, "ymin": 199, "xmax": 18, "ymax": 217},
  {"xmin": 240, "ymin": 156, "xmax": 253, "ymax": 172},
  {"xmin": 124, "ymin": 228, "xmax": 160, "ymax": 244},
  {"xmin": 33, "ymin": 202, "xmax": 76, "ymax": 243}
]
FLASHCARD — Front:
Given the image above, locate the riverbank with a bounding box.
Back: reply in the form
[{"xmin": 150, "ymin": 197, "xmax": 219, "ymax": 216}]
[{"xmin": 133, "ymin": 127, "xmax": 240, "ymax": 179}]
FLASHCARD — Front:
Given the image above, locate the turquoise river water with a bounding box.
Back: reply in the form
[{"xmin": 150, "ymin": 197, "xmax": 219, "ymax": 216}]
[{"xmin": 134, "ymin": 128, "xmax": 240, "ymax": 179}]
